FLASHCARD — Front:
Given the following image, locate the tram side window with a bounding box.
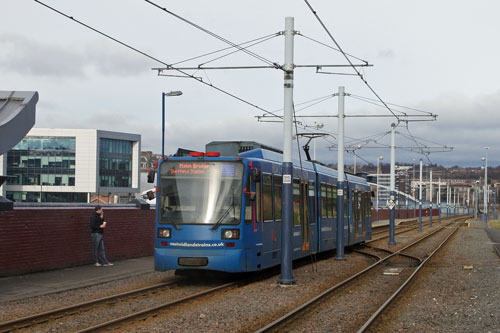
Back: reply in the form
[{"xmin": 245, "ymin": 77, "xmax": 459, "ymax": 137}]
[
  {"xmin": 326, "ymin": 185, "xmax": 333, "ymax": 218},
  {"xmin": 293, "ymin": 180, "xmax": 301, "ymax": 227},
  {"xmin": 273, "ymin": 175, "xmax": 282, "ymax": 220},
  {"xmin": 333, "ymin": 186, "xmax": 338, "ymax": 217},
  {"xmin": 321, "ymin": 183, "xmax": 327, "ymax": 218},
  {"xmin": 263, "ymin": 174, "xmax": 273, "ymax": 221}
]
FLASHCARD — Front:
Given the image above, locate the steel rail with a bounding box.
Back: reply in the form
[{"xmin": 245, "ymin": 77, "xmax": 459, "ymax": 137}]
[
  {"xmin": 0, "ymin": 279, "xmax": 182, "ymax": 332},
  {"xmin": 255, "ymin": 217, "xmax": 462, "ymax": 333},
  {"xmin": 357, "ymin": 218, "xmax": 464, "ymax": 332},
  {"xmin": 368, "ymin": 222, "xmax": 427, "ymax": 242},
  {"xmin": 76, "ymin": 281, "xmax": 238, "ymax": 332}
]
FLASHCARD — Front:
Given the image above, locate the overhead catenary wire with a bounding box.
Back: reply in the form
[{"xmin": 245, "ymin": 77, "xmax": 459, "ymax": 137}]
[
  {"xmin": 33, "ymin": 0, "xmax": 286, "ymax": 122},
  {"xmin": 302, "ymin": 0, "xmax": 399, "ymax": 120},
  {"xmin": 297, "ymin": 32, "xmax": 368, "ymax": 64},
  {"xmin": 349, "ymin": 94, "xmax": 435, "ymax": 116},
  {"xmin": 170, "ymin": 32, "xmax": 281, "ymax": 66},
  {"xmin": 261, "ymin": 93, "xmax": 336, "ymax": 117},
  {"xmin": 144, "ymin": 0, "xmax": 283, "ymax": 70},
  {"xmin": 197, "ymin": 34, "xmax": 281, "ymax": 67}
]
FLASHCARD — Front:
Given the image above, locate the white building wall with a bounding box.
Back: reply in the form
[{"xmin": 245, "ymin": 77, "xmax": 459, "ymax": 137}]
[{"xmin": 74, "ymin": 129, "xmax": 98, "ymax": 193}]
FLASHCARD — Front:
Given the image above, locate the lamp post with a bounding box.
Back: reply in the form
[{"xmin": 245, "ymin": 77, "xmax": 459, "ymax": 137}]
[
  {"xmin": 353, "ymin": 144, "xmax": 361, "ymax": 174},
  {"xmin": 482, "ymin": 147, "xmax": 489, "ymax": 222},
  {"xmin": 429, "ymin": 168, "xmax": 433, "ymax": 227},
  {"xmin": 438, "ymin": 177, "xmax": 441, "ymax": 223},
  {"xmin": 162, "ymin": 91, "xmax": 183, "ymax": 157},
  {"xmin": 494, "ymin": 187, "xmax": 498, "ymax": 219},
  {"xmin": 419, "ymin": 158, "xmax": 423, "ymax": 232},
  {"xmin": 475, "ymin": 181, "xmax": 479, "ymax": 219},
  {"xmin": 376, "ymin": 155, "xmax": 383, "ymax": 221}
]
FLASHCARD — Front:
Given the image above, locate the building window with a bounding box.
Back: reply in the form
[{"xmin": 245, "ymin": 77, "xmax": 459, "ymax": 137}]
[
  {"xmin": 6, "ymin": 191, "xmax": 87, "ymax": 203},
  {"xmin": 6, "ymin": 137, "xmax": 76, "ymax": 186},
  {"xmin": 99, "ymin": 138, "xmax": 133, "ymax": 188}
]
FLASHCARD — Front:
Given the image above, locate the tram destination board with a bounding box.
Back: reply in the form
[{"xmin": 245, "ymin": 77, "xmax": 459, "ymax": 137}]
[{"xmin": 166, "ymin": 162, "xmax": 237, "ymax": 176}]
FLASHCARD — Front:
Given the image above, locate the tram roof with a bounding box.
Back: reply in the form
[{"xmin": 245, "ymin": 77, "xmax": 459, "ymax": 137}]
[{"xmin": 239, "ymin": 148, "xmax": 367, "ymax": 185}]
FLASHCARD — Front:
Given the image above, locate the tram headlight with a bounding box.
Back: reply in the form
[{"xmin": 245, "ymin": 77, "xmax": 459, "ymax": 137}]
[
  {"xmin": 158, "ymin": 228, "xmax": 171, "ymax": 238},
  {"xmin": 222, "ymin": 229, "xmax": 239, "ymax": 240}
]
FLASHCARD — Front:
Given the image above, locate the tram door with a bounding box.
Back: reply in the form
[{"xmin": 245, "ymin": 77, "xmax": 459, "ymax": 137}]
[
  {"xmin": 293, "ymin": 180, "xmax": 309, "ymax": 253},
  {"xmin": 307, "ymin": 181, "xmax": 318, "ymax": 253}
]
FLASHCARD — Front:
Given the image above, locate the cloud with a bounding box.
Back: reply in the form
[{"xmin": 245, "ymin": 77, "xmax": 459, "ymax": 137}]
[
  {"xmin": 0, "ymin": 34, "xmax": 152, "ymax": 78},
  {"xmin": 0, "ymin": 33, "xmax": 85, "ymax": 77}
]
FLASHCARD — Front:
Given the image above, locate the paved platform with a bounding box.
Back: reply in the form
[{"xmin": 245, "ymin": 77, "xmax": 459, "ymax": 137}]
[{"xmin": 0, "ymin": 256, "xmax": 154, "ymax": 303}]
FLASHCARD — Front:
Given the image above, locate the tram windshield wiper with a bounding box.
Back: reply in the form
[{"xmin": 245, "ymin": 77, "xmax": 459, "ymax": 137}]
[
  {"xmin": 211, "ymin": 196, "xmax": 235, "ymax": 231},
  {"xmin": 211, "ymin": 205, "xmax": 232, "ymax": 231}
]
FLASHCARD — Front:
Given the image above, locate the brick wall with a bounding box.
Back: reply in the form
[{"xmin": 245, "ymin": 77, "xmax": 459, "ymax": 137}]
[
  {"xmin": 0, "ymin": 208, "xmax": 155, "ymax": 276},
  {"xmin": 371, "ymin": 208, "xmax": 441, "ymax": 220}
]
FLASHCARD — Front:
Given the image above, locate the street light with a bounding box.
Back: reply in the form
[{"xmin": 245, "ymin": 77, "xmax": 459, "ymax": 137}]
[
  {"xmin": 376, "ymin": 155, "xmax": 384, "ymax": 221},
  {"xmin": 162, "ymin": 91, "xmax": 183, "ymax": 157}
]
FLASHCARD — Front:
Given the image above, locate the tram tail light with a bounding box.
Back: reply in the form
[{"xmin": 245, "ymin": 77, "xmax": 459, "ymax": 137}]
[
  {"xmin": 158, "ymin": 228, "xmax": 171, "ymax": 238},
  {"xmin": 221, "ymin": 229, "xmax": 239, "ymax": 240}
]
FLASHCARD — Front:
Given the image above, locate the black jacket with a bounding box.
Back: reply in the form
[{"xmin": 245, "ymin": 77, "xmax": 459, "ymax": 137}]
[{"xmin": 90, "ymin": 211, "xmax": 104, "ymax": 234}]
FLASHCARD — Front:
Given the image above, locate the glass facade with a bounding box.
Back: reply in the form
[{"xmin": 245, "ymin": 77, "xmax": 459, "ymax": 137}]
[
  {"xmin": 6, "ymin": 191, "xmax": 87, "ymax": 203},
  {"xmin": 99, "ymin": 138, "xmax": 133, "ymax": 187},
  {"xmin": 6, "ymin": 137, "xmax": 76, "ymax": 186}
]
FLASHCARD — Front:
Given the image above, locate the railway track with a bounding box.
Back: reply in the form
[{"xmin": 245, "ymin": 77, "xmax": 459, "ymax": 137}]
[
  {"xmin": 255, "ymin": 216, "xmax": 467, "ymax": 332},
  {"xmin": 0, "ymin": 276, "xmax": 240, "ymax": 332}
]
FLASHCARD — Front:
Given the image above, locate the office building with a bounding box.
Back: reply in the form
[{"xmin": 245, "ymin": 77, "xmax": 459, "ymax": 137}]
[{"xmin": 0, "ymin": 128, "xmax": 141, "ymax": 203}]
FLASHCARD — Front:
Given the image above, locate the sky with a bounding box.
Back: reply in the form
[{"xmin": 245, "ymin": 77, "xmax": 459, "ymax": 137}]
[{"xmin": 2, "ymin": 0, "xmax": 499, "ymax": 168}]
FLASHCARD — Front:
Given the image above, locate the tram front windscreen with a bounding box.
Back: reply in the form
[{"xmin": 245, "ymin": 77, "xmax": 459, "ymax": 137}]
[{"xmin": 159, "ymin": 161, "xmax": 244, "ymax": 226}]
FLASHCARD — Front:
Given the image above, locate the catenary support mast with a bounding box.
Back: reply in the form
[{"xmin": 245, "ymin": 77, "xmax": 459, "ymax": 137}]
[{"xmin": 278, "ymin": 16, "xmax": 296, "ymax": 284}]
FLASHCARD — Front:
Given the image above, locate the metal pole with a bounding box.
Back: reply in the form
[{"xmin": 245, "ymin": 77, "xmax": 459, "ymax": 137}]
[
  {"xmin": 483, "ymin": 148, "xmax": 489, "ymax": 222},
  {"xmin": 494, "ymin": 189, "xmax": 498, "ymax": 219},
  {"xmin": 278, "ymin": 17, "xmax": 296, "ymax": 284},
  {"xmin": 419, "ymin": 159, "xmax": 423, "ymax": 232},
  {"xmin": 376, "ymin": 156, "xmax": 382, "ymax": 221},
  {"xmin": 429, "ymin": 168, "xmax": 433, "ymax": 227},
  {"xmin": 474, "ymin": 184, "xmax": 478, "ymax": 219},
  {"xmin": 162, "ymin": 92, "xmax": 165, "ymax": 157},
  {"xmin": 438, "ymin": 177, "xmax": 441, "ymax": 223},
  {"xmin": 388, "ymin": 123, "xmax": 396, "ymax": 245},
  {"xmin": 336, "ymin": 86, "xmax": 346, "ymax": 260},
  {"xmin": 465, "ymin": 188, "xmax": 470, "ymax": 215},
  {"xmin": 454, "ymin": 188, "xmax": 457, "ymax": 215},
  {"xmin": 446, "ymin": 184, "xmax": 450, "ymax": 219}
]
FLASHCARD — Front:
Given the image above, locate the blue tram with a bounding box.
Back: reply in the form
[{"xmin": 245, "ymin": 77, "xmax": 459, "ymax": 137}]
[{"xmin": 154, "ymin": 148, "xmax": 372, "ymax": 273}]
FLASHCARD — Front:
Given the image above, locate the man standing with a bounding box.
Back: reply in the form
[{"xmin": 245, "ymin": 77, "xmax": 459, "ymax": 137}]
[{"xmin": 90, "ymin": 205, "xmax": 113, "ymax": 266}]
